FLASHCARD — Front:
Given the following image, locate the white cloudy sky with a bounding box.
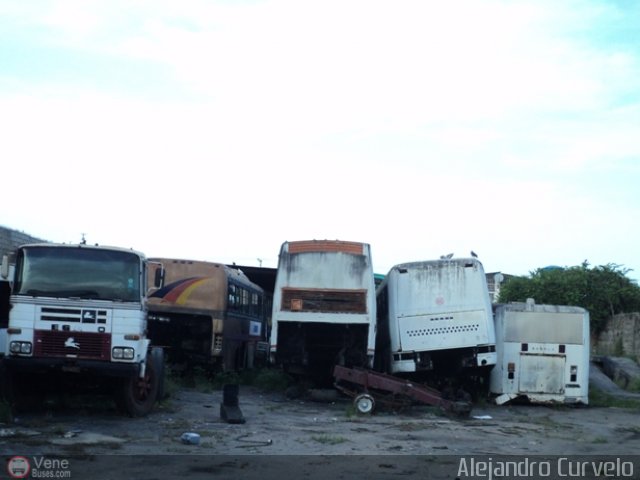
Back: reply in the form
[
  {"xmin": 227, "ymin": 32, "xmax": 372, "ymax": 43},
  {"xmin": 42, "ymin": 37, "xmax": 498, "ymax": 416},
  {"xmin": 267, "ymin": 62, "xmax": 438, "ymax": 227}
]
[{"xmin": 0, "ymin": 0, "xmax": 638, "ymax": 280}]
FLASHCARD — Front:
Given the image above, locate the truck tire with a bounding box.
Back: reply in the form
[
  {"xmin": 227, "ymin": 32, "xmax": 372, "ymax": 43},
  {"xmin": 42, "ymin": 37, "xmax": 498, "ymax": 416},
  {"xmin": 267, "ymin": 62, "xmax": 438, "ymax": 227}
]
[
  {"xmin": 0, "ymin": 364, "xmax": 15, "ymax": 407},
  {"xmin": 115, "ymin": 355, "xmax": 159, "ymax": 417},
  {"xmin": 151, "ymin": 347, "xmax": 166, "ymax": 401},
  {"xmin": 1, "ymin": 369, "xmax": 40, "ymax": 413}
]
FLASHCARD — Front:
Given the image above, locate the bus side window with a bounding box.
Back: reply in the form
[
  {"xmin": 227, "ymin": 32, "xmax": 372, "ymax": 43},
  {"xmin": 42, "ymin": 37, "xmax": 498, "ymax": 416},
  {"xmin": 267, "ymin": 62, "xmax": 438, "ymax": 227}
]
[
  {"xmin": 228, "ymin": 284, "xmax": 236, "ymax": 308},
  {"xmin": 251, "ymin": 292, "xmax": 259, "ymax": 316}
]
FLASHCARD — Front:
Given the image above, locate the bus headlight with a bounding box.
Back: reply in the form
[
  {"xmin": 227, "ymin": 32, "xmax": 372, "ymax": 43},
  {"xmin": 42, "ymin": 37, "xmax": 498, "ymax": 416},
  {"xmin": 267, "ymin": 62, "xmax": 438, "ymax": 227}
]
[
  {"xmin": 112, "ymin": 347, "xmax": 135, "ymax": 360},
  {"xmin": 10, "ymin": 341, "xmax": 32, "ymax": 354}
]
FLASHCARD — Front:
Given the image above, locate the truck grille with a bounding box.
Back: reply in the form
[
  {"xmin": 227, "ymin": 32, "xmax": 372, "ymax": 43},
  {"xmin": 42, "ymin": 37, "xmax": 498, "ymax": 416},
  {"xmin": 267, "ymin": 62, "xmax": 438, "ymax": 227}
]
[
  {"xmin": 40, "ymin": 307, "xmax": 108, "ymax": 324},
  {"xmin": 34, "ymin": 330, "xmax": 111, "ymax": 360}
]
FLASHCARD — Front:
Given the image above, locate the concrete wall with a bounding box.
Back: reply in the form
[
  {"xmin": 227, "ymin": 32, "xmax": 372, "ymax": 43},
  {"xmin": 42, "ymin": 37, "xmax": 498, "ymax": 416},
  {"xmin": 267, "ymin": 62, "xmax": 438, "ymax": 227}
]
[{"xmin": 594, "ymin": 313, "xmax": 640, "ymax": 360}]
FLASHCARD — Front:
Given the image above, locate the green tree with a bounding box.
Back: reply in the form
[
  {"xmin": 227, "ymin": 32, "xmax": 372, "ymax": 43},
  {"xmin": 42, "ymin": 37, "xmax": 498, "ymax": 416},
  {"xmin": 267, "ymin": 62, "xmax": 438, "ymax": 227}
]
[{"xmin": 498, "ymin": 261, "xmax": 640, "ymax": 334}]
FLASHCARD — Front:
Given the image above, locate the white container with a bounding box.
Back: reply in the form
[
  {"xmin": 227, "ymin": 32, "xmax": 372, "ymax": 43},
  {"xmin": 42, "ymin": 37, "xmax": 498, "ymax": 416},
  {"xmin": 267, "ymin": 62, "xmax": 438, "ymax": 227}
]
[{"xmin": 180, "ymin": 432, "xmax": 201, "ymax": 445}]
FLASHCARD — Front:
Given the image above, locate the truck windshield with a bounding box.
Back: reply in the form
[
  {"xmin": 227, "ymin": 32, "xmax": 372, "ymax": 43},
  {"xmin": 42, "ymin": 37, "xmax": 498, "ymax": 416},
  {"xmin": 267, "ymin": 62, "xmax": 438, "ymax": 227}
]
[{"xmin": 13, "ymin": 246, "xmax": 142, "ymax": 302}]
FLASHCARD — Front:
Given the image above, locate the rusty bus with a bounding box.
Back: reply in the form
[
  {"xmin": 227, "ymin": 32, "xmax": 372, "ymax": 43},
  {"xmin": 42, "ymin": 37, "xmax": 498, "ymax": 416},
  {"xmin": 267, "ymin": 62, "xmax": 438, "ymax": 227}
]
[
  {"xmin": 147, "ymin": 258, "xmax": 267, "ymax": 372},
  {"xmin": 269, "ymin": 240, "xmax": 377, "ymax": 380}
]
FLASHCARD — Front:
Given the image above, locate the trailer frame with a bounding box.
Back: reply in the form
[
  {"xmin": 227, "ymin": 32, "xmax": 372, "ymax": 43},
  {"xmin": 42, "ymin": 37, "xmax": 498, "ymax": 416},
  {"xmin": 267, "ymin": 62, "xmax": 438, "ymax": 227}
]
[{"xmin": 333, "ymin": 365, "xmax": 472, "ymax": 416}]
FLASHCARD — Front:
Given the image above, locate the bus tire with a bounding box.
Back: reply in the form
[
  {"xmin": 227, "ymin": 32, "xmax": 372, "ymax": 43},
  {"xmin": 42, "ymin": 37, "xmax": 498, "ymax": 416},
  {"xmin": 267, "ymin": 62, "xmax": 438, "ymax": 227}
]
[{"xmin": 115, "ymin": 356, "xmax": 159, "ymax": 417}]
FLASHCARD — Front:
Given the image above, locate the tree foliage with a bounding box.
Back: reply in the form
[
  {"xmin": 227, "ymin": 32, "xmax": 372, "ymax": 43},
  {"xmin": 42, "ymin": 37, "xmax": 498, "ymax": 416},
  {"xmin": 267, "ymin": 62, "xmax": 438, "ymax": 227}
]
[{"xmin": 498, "ymin": 261, "xmax": 640, "ymax": 334}]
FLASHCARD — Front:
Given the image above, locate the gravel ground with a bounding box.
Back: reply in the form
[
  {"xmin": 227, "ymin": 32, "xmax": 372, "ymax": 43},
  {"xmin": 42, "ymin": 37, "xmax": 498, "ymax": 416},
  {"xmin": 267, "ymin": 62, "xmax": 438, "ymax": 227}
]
[{"xmin": 2, "ymin": 365, "xmax": 640, "ymax": 479}]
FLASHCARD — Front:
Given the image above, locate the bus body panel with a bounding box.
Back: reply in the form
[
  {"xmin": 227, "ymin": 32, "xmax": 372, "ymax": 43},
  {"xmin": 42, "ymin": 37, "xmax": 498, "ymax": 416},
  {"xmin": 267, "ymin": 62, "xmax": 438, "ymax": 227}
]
[
  {"xmin": 147, "ymin": 258, "xmax": 266, "ymax": 370},
  {"xmin": 377, "ymin": 257, "xmax": 496, "ymax": 376},
  {"xmin": 270, "ymin": 240, "xmax": 377, "ymax": 376},
  {"xmin": 490, "ymin": 301, "xmax": 590, "ymax": 405}
]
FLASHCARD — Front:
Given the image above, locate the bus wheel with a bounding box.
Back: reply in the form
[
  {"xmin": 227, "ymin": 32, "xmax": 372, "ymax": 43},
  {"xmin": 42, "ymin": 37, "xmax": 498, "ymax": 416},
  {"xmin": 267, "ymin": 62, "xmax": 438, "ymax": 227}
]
[
  {"xmin": 115, "ymin": 356, "xmax": 159, "ymax": 417},
  {"xmin": 354, "ymin": 393, "xmax": 375, "ymax": 415}
]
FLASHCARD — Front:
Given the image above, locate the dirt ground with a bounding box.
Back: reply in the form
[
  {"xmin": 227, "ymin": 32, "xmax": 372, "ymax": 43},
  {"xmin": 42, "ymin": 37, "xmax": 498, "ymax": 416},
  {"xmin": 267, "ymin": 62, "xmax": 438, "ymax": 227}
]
[{"xmin": 1, "ymin": 372, "xmax": 640, "ymax": 479}]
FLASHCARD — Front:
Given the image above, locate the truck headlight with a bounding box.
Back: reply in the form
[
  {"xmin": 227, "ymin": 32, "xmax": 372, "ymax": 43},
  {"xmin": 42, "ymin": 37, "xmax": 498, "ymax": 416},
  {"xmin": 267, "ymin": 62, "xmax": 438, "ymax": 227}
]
[
  {"xmin": 112, "ymin": 347, "xmax": 135, "ymax": 360},
  {"xmin": 9, "ymin": 341, "xmax": 32, "ymax": 354}
]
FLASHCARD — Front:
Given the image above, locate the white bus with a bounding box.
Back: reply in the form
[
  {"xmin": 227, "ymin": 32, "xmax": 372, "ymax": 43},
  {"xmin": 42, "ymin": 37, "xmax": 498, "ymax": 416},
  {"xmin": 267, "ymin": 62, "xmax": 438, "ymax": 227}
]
[
  {"xmin": 269, "ymin": 240, "xmax": 376, "ymax": 379},
  {"xmin": 375, "ymin": 257, "xmax": 496, "ymax": 382},
  {"xmin": 490, "ymin": 299, "xmax": 590, "ymax": 405}
]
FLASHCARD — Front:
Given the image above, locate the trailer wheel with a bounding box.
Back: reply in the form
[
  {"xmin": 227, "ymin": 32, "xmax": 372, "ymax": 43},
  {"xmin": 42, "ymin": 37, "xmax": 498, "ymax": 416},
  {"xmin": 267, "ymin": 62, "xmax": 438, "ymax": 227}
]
[
  {"xmin": 116, "ymin": 355, "xmax": 159, "ymax": 417},
  {"xmin": 354, "ymin": 393, "xmax": 375, "ymax": 415}
]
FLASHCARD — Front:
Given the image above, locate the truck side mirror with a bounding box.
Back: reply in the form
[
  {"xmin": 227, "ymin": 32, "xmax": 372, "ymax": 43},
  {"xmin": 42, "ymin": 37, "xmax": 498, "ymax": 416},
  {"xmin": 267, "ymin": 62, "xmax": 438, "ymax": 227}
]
[
  {"xmin": 154, "ymin": 265, "xmax": 164, "ymax": 288},
  {"xmin": 1, "ymin": 255, "xmax": 8, "ymax": 279}
]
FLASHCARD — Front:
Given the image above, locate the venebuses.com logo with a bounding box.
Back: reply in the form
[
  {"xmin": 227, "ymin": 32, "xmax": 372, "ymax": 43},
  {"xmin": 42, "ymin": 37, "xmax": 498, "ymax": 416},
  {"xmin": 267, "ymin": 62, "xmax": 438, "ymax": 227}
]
[
  {"xmin": 6, "ymin": 456, "xmax": 72, "ymax": 479},
  {"xmin": 7, "ymin": 456, "xmax": 30, "ymax": 479}
]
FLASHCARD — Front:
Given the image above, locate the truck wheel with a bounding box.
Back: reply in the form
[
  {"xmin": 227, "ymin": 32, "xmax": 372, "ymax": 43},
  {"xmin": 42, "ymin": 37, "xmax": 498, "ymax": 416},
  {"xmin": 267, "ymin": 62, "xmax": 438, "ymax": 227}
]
[
  {"xmin": 151, "ymin": 347, "xmax": 166, "ymax": 401},
  {"xmin": 116, "ymin": 356, "xmax": 159, "ymax": 417},
  {"xmin": 354, "ymin": 393, "xmax": 375, "ymax": 414},
  {"xmin": 0, "ymin": 365, "xmax": 16, "ymax": 409},
  {"xmin": 1, "ymin": 369, "xmax": 36, "ymax": 413}
]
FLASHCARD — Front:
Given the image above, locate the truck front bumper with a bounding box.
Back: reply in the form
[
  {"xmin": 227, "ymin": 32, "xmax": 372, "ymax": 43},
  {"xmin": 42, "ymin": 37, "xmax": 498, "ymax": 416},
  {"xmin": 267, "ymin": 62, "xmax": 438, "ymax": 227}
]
[{"xmin": 3, "ymin": 356, "xmax": 140, "ymax": 378}]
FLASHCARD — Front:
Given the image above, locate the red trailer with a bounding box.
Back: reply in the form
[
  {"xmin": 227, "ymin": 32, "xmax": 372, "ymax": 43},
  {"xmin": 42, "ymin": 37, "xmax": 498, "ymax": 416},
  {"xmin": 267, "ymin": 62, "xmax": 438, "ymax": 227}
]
[{"xmin": 333, "ymin": 365, "xmax": 472, "ymax": 416}]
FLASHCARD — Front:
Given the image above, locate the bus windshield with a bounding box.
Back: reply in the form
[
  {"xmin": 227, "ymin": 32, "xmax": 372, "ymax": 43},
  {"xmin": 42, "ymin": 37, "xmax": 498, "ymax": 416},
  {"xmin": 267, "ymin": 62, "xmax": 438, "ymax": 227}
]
[{"xmin": 13, "ymin": 246, "xmax": 142, "ymax": 302}]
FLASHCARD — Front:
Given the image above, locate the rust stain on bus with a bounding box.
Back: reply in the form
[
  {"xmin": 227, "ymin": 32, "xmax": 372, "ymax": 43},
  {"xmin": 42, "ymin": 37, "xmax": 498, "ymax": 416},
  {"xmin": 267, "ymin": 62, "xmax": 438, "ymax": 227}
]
[{"xmin": 288, "ymin": 240, "xmax": 364, "ymax": 255}]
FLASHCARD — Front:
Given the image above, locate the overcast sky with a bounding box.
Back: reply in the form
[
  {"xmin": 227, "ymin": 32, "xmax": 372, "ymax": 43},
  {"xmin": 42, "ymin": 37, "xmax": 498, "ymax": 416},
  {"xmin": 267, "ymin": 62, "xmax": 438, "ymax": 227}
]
[{"xmin": 1, "ymin": 0, "xmax": 638, "ymax": 281}]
